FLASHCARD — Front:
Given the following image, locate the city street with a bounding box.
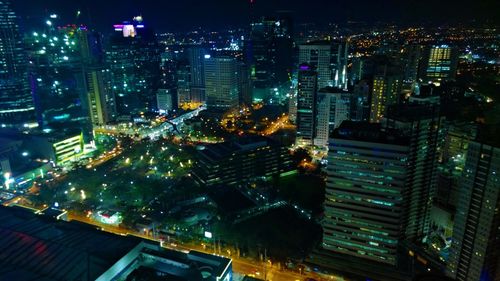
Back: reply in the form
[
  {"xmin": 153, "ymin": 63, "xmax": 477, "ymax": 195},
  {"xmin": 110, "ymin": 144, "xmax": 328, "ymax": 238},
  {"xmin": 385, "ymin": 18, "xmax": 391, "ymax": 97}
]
[{"xmin": 66, "ymin": 212, "xmax": 343, "ymax": 281}]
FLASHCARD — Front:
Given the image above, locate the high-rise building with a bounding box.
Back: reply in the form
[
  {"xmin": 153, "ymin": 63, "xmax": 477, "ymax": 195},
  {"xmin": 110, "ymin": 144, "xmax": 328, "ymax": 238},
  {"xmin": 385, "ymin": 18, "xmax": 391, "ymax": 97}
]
[
  {"xmin": 402, "ymin": 44, "xmax": 423, "ymax": 83},
  {"xmin": 299, "ymin": 40, "xmax": 349, "ymax": 90},
  {"xmin": 420, "ymin": 45, "xmax": 458, "ymax": 84},
  {"xmin": 351, "ymin": 80, "xmax": 371, "ymax": 122},
  {"xmin": 156, "ymin": 89, "xmax": 174, "ymax": 114},
  {"xmin": 176, "ymin": 62, "xmax": 191, "ymax": 107},
  {"xmin": 369, "ymin": 74, "xmax": 402, "ymax": 123},
  {"xmin": 0, "ymin": 0, "xmax": 35, "ymax": 128},
  {"xmin": 298, "ymin": 42, "xmax": 333, "ymax": 90},
  {"xmin": 237, "ymin": 61, "xmax": 253, "ymax": 105},
  {"xmin": 204, "ymin": 56, "xmax": 239, "ymax": 110},
  {"xmin": 314, "ymin": 87, "xmax": 351, "ymax": 147},
  {"xmin": 383, "ymin": 104, "xmax": 443, "ymax": 241},
  {"xmin": 447, "ymin": 129, "xmax": 500, "ymax": 281},
  {"xmin": 248, "ymin": 14, "xmax": 293, "ymax": 89},
  {"xmin": 323, "ymin": 121, "xmax": 410, "ymax": 266},
  {"xmin": 331, "ymin": 39, "xmax": 349, "ymax": 89},
  {"xmin": 187, "ymin": 46, "xmax": 208, "ymax": 103},
  {"xmin": 107, "ymin": 17, "xmax": 161, "ymax": 115},
  {"xmin": 295, "ymin": 64, "xmax": 318, "ymax": 146},
  {"xmin": 85, "ymin": 67, "xmax": 116, "ymax": 126}
]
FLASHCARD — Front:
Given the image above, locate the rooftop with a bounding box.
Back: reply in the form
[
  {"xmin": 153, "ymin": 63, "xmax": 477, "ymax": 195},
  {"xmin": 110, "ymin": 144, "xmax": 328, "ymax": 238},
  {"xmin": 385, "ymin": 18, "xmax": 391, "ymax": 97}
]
[{"xmin": 332, "ymin": 121, "xmax": 409, "ymax": 146}]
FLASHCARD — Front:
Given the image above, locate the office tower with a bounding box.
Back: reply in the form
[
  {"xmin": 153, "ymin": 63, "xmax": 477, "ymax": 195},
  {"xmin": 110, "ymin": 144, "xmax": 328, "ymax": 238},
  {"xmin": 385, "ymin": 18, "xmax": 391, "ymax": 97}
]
[
  {"xmin": 192, "ymin": 136, "xmax": 293, "ymax": 187},
  {"xmin": 27, "ymin": 24, "xmax": 98, "ymax": 129},
  {"xmin": 402, "ymin": 44, "xmax": 423, "ymax": 83},
  {"xmin": 85, "ymin": 67, "xmax": 116, "ymax": 126},
  {"xmin": 0, "ymin": 0, "xmax": 35, "ymax": 127},
  {"xmin": 331, "ymin": 39, "xmax": 349, "ymax": 89},
  {"xmin": 369, "ymin": 74, "xmax": 402, "ymax": 123},
  {"xmin": 288, "ymin": 84, "xmax": 298, "ymax": 123},
  {"xmin": 383, "ymin": 104, "xmax": 443, "ymax": 241},
  {"xmin": 295, "ymin": 64, "xmax": 318, "ymax": 146},
  {"xmin": 204, "ymin": 56, "xmax": 239, "ymax": 109},
  {"xmin": 248, "ymin": 14, "xmax": 293, "ymax": 89},
  {"xmin": 156, "ymin": 89, "xmax": 174, "ymax": 114},
  {"xmin": 442, "ymin": 121, "xmax": 478, "ymax": 166},
  {"xmin": 107, "ymin": 17, "xmax": 161, "ymax": 115},
  {"xmin": 299, "ymin": 40, "xmax": 349, "ymax": 90},
  {"xmin": 447, "ymin": 129, "xmax": 500, "ymax": 281},
  {"xmin": 351, "ymin": 80, "xmax": 371, "ymax": 122},
  {"xmin": 298, "ymin": 42, "xmax": 333, "ymax": 90},
  {"xmin": 420, "ymin": 45, "xmax": 458, "ymax": 84},
  {"xmin": 187, "ymin": 46, "xmax": 207, "ymax": 103},
  {"xmin": 323, "ymin": 121, "xmax": 410, "ymax": 266},
  {"xmin": 314, "ymin": 87, "xmax": 351, "ymax": 147},
  {"xmin": 176, "ymin": 62, "xmax": 191, "ymax": 107},
  {"xmin": 237, "ymin": 61, "xmax": 253, "ymax": 105}
]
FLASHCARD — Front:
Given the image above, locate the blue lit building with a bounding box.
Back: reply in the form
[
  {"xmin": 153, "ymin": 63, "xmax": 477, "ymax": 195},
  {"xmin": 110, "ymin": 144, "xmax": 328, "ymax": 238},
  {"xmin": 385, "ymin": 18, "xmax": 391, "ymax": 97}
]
[{"xmin": 0, "ymin": 0, "xmax": 36, "ymax": 128}]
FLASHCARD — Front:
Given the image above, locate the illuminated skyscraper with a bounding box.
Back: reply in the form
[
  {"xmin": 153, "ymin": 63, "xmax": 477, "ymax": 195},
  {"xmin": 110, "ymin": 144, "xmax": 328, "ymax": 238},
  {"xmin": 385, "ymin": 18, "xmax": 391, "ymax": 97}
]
[
  {"xmin": 295, "ymin": 64, "xmax": 318, "ymax": 146},
  {"xmin": 420, "ymin": 45, "xmax": 458, "ymax": 84},
  {"xmin": 323, "ymin": 122, "xmax": 410, "ymax": 266},
  {"xmin": 299, "ymin": 40, "xmax": 349, "ymax": 90},
  {"xmin": 107, "ymin": 17, "xmax": 161, "ymax": 115},
  {"xmin": 0, "ymin": 0, "xmax": 35, "ymax": 127},
  {"xmin": 248, "ymin": 14, "xmax": 293, "ymax": 89},
  {"xmin": 204, "ymin": 56, "xmax": 239, "ymax": 109},
  {"xmin": 299, "ymin": 42, "xmax": 333, "ymax": 90},
  {"xmin": 187, "ymin": 46, "xmax": 208, "ymax": 104},
  {"xmin": 314, "ymin": 87, "xmax": 351, "ymax": 148},
  {"xmin": 369, "ymin": 74, "xmax": 402, "ymax": 123},
  {"xmin": 85, "ymin": 67, "xmax": 116, "ymax": 126},
  {"xmin": 383, "ymin": 104, "xmax": 443, "ymax": 241},
  {"xmin": 447, "ymin": 130, "xmax": 500, "ymax": 281}
]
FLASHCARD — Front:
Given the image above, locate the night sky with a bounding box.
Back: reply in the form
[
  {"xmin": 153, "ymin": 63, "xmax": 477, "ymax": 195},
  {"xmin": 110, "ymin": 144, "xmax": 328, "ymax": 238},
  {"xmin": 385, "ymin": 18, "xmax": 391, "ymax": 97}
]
[{"xmin": 14, "ymin": 0, "xmax": 499, "ymax": 32}]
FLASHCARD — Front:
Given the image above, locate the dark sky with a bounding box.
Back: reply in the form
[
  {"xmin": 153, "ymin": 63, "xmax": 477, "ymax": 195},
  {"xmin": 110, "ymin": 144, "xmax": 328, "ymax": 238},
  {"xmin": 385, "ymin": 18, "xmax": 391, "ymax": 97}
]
[{"xmin": 13, "ymin": 0, "xmax": 499, "ymax": 32}]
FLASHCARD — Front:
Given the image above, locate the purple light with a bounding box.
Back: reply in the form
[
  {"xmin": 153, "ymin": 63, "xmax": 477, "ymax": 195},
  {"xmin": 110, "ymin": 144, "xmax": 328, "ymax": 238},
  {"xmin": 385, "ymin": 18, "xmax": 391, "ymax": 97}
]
[
  {"xmin": 113, "ymin": 24, "xmax": 124, "ymax": 28},
  {"xmin": 300, "ymin": 65, "xmax": 311, "ymax": 71}
]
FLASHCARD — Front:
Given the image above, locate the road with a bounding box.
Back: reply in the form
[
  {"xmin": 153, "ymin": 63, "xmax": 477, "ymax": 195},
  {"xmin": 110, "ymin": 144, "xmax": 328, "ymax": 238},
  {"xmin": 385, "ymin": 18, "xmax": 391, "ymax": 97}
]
[
  {"xmin": 262, "ymin": 114, "xmax": 295, "ymax": 136},
  {"xmin": 67, "ymin": 212, "xmax": 343, "ymax": 281}
]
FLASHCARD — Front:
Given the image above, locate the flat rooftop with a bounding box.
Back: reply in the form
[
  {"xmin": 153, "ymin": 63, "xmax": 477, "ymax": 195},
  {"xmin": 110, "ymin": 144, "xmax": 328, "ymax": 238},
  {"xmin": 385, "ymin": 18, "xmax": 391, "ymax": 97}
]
[
  {"xmin": 333, "ymin": 121, "xmax": 409, "ymax": 146},
  {"xmin": 0, "ymin": 206, "xmax": 140, "ymax": 281}
]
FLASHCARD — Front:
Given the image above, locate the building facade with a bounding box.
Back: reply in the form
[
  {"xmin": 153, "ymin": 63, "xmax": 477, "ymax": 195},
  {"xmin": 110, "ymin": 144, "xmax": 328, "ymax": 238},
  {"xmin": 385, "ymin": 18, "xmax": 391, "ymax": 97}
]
[
  {"xmin": 323, "ymin": 122, "xmax": 410, "ymax": 266},
  {"xmin": 295, "ymin": 64, "xmax": 318, "ymax": 146}
]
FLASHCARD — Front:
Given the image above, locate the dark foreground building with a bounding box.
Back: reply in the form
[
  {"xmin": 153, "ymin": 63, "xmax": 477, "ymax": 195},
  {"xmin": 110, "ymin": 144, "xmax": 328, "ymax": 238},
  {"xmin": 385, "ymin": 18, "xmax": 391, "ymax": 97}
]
[{"xmin": 0, "ymin": 206, "xmax": 232, "ymax": 281}]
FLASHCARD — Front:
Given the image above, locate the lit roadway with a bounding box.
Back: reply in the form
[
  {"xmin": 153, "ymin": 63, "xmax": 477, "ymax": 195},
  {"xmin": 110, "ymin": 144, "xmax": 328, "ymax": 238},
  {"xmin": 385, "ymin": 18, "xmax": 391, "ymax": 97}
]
[
  {"xmin": 261, "ymin": 114, "xmax": 295, "ymax": 136},
  {"xmin": 67, "ymin": 212, "xmax": 344, "ymax": 281}
]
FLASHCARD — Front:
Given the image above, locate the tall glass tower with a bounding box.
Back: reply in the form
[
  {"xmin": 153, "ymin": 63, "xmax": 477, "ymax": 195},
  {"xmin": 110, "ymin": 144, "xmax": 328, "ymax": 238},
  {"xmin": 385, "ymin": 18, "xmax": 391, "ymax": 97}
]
[{"xmin": 0, "ymin": 0, "xmax": 35, "ymax": 127}]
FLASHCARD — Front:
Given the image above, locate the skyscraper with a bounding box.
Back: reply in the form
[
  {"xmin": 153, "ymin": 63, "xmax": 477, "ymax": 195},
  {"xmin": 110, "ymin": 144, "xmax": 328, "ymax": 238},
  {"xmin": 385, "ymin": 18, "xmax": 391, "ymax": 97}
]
[
  {"xmin": 107, "ymin": 17, "xmax": 160, "ymax": 115},
  {"xmin": 299, "ymin": 40, "xmax": 349, "ymax": 91},
  {"xmin": 447, "ymin": 129, "xmax": 500, "ymax": 281},
  {"xmin": 204, "ymin": 56, "xmax": 239, "ymax": 109},
  {"xmin": 188, "ymin": 46, "xmax": 208, "ymax": 104},
  {"xmin": 248, "ymin": 14, "xmax": 293, "ymax": 89},
  {"xmin": 298, "ymin": 42, "xmax": 333, "ymax": 90},
  {"xmin": 323, "ymin": 121, "xmax": 410, "ymax": 266},
  {"xmin": 295, "ymin": 64, "xmax": 318, "ymax": 146},
  {"xmin": 420, "ymin": 45, "xmax": 458, "ymax": 84},
  {"xmin": 85, "ymin": 67, "xmax": 116, "ymax": 126},
  {"xmin": 383, "ymin": 104, "xmax": 443, "ymax": 241},
  {"xmin": 369, "ymin": 74, "xmax": 402, "ymax": 123},
  {"xmin": 0, "ymin": 0, "xmax": 35, "ymax": 127},
  {"xmin": 314, "ymin": 87, "xmax": 351, "ymax": 148}
]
